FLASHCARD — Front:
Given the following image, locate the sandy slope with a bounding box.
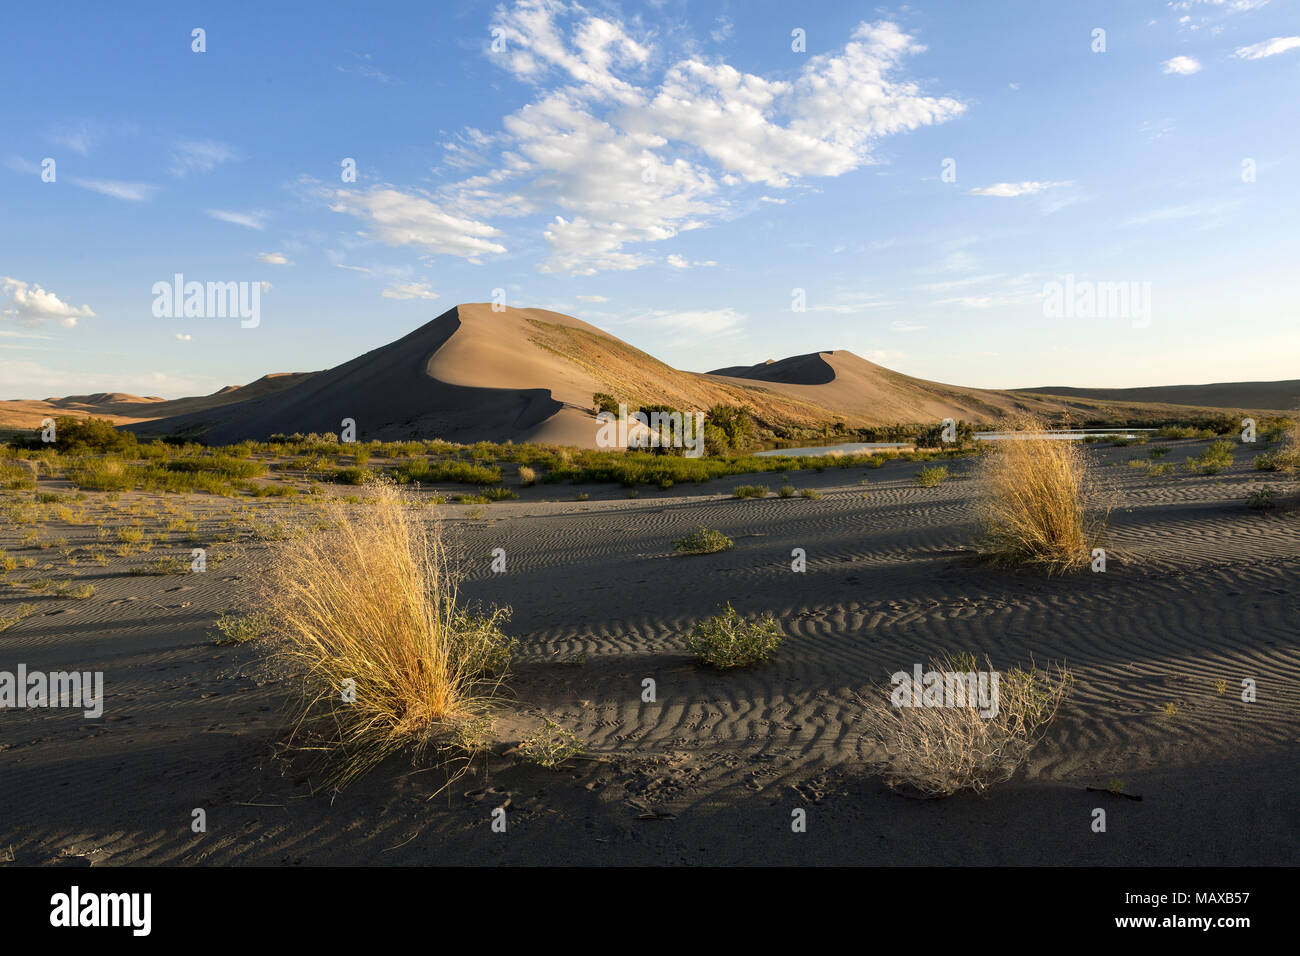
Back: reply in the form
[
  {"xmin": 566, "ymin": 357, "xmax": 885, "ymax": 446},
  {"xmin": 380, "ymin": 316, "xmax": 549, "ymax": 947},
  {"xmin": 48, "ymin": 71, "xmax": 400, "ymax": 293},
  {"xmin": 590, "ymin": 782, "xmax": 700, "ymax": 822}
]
[
  {"xmin": 119, "ymin": 304, "xmax": 1283, "ymax": 448},
  {"xmin": 1, "ymin": 440, "xmax": 1296, "ymax": 865},
  {"xmin": 0, "ymin": 374, "xmax": 314, "ymax": 430}
]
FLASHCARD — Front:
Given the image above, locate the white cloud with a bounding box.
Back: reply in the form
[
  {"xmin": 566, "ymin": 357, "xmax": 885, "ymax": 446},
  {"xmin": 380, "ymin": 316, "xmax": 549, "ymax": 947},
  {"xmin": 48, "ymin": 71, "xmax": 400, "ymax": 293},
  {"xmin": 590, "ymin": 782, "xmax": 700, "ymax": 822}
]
[
  {"xmin": 174, "ymin": 333, "xmax": 192, "ymax": 341},
  {"xmin": 759, "ymin": 195, "xmax": 787, "ymax": 204},
  {"xmin": 969, "ymin": 181, "xmax": 1072, "ymax": 197},
  {"xmin": 891, "ymin": 321, "xmax": 926, "ymax": 332},
  {"xmin": 645, "ymin": 307, "xmax": 745, "ymax": 336},
  {"xmin": 446, "ymin": 2, "xmax": 965, "ymax": 274},
  {"xmin": 207, "ymin": 209, "xmax": 268, "ymax": 230},
  {"xmin": 72, "ymin": 178, "xmax": 158, "ymax": 201},
  {"xmin": 1162, "ymin": 55, "xmax": 1202, "ymax": 74},
  {"xmin": 331, "ymin": 188, "xmax": 506, "ymax": 261},
  {"xmin": 1, "ymin": 277, "xmax": 96, "ymax": 328},
  {"xmin": 1234, "ymin": 36, "xmax": 1300, "ymax": 59},
  {"xmin": 256, "ymin": 252, "xmax": 293, "ymax": 265},
  {"xmin": 576, "ymin": 294, "xmax": 608, "ymax": 302},
  {"xmin": 381, "ymin": 282, "xmax": 440, "ymax": 300},
  {"xmin": 170, "ymin": 139, "xmax": 237, "ymax": 176},
  {"xmin": 666, "ymin": 253, "xmax": 717, "ymax": 268}
]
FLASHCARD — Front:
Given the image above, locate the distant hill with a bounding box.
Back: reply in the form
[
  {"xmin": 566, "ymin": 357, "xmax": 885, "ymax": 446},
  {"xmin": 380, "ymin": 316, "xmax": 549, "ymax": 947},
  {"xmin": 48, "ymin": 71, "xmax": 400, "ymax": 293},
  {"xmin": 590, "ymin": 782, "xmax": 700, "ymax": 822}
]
[
  {"xmin": 1014, "ymin": 381, "xmax": 1298, "ymax": 413},
  {"xmin": 0, "ymin": 373, "xmax": 316, "ymax": 430}
]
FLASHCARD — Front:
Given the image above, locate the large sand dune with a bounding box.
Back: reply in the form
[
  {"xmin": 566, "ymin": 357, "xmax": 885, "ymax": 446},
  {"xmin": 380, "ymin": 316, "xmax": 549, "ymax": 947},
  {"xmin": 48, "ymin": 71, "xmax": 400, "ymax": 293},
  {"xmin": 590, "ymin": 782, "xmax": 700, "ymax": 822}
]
[{"xmin": 111, "ymin": 304, "xmax": 1287, "ymax": 448}]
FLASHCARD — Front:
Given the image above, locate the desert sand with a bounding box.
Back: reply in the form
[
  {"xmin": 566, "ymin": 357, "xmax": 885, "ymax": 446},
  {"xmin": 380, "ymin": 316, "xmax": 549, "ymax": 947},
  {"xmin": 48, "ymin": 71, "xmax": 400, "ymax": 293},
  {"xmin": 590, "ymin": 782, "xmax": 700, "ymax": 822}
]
[
  {"xmin": 1, "ymin": 437, "xmax": 1295, "ymax": 865},
  {"xmin": 111, "ymin": 305, "xmax": 1288, "ymax": 448}
]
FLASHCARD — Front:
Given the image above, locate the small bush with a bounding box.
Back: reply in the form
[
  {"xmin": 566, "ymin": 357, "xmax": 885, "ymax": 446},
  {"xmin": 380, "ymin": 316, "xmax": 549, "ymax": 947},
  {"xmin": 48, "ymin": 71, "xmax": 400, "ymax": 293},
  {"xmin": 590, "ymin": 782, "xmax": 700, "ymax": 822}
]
[
  {"xmin": 915, "ymin": 465, "xmax": 949, "ymax": 487},
  {"xmin": 1186, "ymin": 440, "xmax": 1234, "ymax": 475},
  {"xmin": 732, "ymin": 484, "xmax": 769, "ymax": 499},
  {"xmin": 686, "ymin": 604, "xmax": 783, "ymax": 669},
  {"xmin": 0, "ymin": 603, "xmax": 36, "ymax": 632},
  {"xmin": 799, "ymin": 488, "xmax": 822, "ymax": 499},
  {"xmin": 862, "ymin": 655, "xmax": 1072, "ymax": 797},
  {"xmin": 672, "ymin": 527, "xmax": 733, "ymax": 555},
  {"xmin": 1247, "ymin": 487, "xmax": 1277, "ymax": 510},
  {"xmin": 211, "ymin": 611, "xmax": 271, "ymax": 645},
  {"xmin": 519, "ymin": 719, "xmax": 585, "ymax": 769},
  {"xmin": 778, "ymin": 485, "xmax": 795, "ymax": 498},
  {"xmin": 518, "ymin": 465, "xmax": 537, "ymax": 486}
]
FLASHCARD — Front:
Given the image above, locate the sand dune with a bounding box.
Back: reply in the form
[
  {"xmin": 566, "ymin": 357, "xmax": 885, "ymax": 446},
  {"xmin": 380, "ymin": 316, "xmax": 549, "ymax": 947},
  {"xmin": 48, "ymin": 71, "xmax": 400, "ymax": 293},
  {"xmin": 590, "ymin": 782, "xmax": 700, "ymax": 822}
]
[
  {"xmin": 0, "ymin": 373, "xmax": 314, "ymax": 430},
  {"xmin": 14, "ymin": 302, "xmax": 1281, "ymax": 447}
]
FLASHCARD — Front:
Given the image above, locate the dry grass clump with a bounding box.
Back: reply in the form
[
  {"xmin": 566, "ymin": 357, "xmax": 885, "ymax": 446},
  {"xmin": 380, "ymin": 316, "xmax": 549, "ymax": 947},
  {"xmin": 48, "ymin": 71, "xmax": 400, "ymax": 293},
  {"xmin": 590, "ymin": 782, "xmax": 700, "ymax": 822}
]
[
  {"xmin": 861, "ymin": 654, "xmax": 1073, "ymax": 798},
  {"xmin": 975, "ymin": 419, "xmax": 1107, "ymax": 572},
  {"xmin": 262, "ymin": 479, "xmax": 510, "ymax": 789}
]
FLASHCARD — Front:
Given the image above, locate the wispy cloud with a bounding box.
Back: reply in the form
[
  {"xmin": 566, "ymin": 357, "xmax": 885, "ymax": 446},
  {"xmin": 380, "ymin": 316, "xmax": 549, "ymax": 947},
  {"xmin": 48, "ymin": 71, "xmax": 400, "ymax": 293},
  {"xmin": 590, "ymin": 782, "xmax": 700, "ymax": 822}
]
[
  {"xmin": 381, "ymin": 282, "xmax": 440, "ymax": 300},
  {"xmin": 207, "ymin": 209, "xmax": 268, "ymax": 230},
  {"xmin": 170, "ymin": 139, "xmax": 238, "ymax": 176},
  {"xmin": 1234, "ymin": 36, "xmax": 1300, "ymax": 59},
  {"xmin": 255, "ymin": 252, "xmax": 293, "ymax": 265},
  {"xmin": 72, "ymin": 178, "xmax": 158, "ymax": 202},
  {"xmin": 969, "ymin": 181, "xmax": 1072, "ymax": 198}
]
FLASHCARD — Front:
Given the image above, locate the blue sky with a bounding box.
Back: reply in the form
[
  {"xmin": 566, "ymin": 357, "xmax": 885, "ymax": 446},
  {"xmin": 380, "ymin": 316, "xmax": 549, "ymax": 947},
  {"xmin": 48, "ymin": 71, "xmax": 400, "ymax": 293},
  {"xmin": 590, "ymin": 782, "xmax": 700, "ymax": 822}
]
[{"xmin": 2, "ymin": 0, "xmax": 1298, "ymax": 400}]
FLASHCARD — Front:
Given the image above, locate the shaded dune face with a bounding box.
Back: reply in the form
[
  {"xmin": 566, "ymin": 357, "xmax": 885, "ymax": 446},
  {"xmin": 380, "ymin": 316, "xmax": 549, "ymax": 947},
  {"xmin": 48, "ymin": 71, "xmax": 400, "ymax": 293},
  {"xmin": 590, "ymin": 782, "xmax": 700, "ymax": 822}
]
[
  {"xmin": 709, "ymin": 353, "xmax": 837, "ymax": 386},
  {"xmin": 127, "ymin": 306, "xmax": 568, "ymax": 444}
]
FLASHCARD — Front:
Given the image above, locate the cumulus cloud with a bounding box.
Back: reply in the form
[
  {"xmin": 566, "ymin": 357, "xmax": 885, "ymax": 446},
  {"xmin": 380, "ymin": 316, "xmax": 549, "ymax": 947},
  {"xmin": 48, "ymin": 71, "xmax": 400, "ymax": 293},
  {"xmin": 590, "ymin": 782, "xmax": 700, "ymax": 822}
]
[
  {"xmin": 431, "ymin": 1, "xmax": 965, "ymax": 275},
  {"xmin": 1234, "ymin": 36, "xmax": 1300, "ymax": 58},
  {"xmin": 381, "ymin": 282, "xmax": 440, "ymax": 300},
  {"xmin": 1, "ymin": 277, "xmax": 95, "ymax": 328},
  {"xmin": 1162, "ymin": 55, "xmax": 1202, "ymax": 74},
  {"xmin": 969, "ymin": 181, "xmax": 1072, "ymax": 197},
  {"xmin": 331, "ymin": 188, "xmax": 506, "ymax": 261}
]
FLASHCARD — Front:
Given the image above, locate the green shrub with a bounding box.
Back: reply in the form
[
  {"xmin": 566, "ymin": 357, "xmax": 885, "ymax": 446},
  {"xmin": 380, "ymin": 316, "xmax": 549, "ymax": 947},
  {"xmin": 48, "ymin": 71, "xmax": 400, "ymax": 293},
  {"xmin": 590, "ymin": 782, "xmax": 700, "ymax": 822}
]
[
  {"xmin": 1186, "ymin": 440, "xmax": 1234, "ymax": 475},
  {"xmin": 732, "ymin": 484, "xmax": 769, "ymax": 499},
  {"xmin": 686, "ymin": 604, "xmax": 783, "ymax": 669},
  {"xmin": 1247, "ymin": 487, "xmax": 1276, "ymax": 510},
  {"xmin": 672, "ymin": 527, "xmax": 733, "ymax": 555},
  {"xmin": 915, "ymin": 465, "xmax": 949, "ymax": 487}
]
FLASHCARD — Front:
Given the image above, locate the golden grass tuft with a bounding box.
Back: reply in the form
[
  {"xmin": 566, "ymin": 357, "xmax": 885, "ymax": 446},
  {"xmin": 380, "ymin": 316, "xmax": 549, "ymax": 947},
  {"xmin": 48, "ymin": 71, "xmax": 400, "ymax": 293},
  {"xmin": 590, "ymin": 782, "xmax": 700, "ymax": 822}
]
[
  {"xmin": 975, "ymin": 418, "xmax": 1107, "ymax": 571},
  {"xmin": 861, "ymin": 654, "xmax": 1072, "ymax": 798},
  {"xmin": 262, "ymin": 479, "xmax": 509, "ymax": 789}
]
